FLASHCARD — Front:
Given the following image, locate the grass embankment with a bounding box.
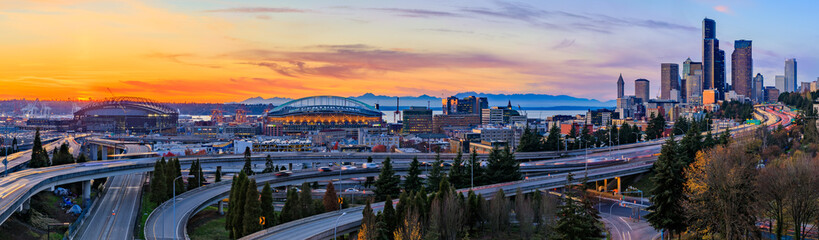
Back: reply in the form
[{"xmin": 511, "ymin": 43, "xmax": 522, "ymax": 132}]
[
  {"xmin": 138, "ymin": 192, "xmax": 159, "ymax": 240},
  {"xmin": 188, "ymin": 206, "xmax": 229, "ymax": 240}
]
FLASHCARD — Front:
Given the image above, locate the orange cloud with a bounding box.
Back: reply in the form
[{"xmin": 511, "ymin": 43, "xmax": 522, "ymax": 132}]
[{"xmin": 714, "ymin": 5, "xmax": 732, "ymax": 14}]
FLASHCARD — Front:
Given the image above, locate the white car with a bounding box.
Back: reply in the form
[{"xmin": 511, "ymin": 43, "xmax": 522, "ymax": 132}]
[
  {"xmin": 341, "ymin": 166, "xmax": 358, "ymax": 170},
  {"xmin": 345, "ymin": 188, "xmax": 360, "ymax": 192},
  {"xmin": 361, "ymin": 163, "xmax": 378, "ymax": 168}
]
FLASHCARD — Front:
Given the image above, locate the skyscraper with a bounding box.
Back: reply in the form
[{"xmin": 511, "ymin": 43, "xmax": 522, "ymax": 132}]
[
  {"xmin": 702, "ymin": 18, "xmax": 725, "ymax": 100},
  {"xmin": 635, "ymin": 79, "xmax": 650, "ymax": 102},
  {"xmin": 683, "ymin": 58, "xmax": 693, "ymax": 76},
  {"xmin": 617, "ymin": 74, "xmax": 625, "ymax": 98},
  {"xmin": 661, "ymin": 63, "xmax": 680, "ymax": 100},
  {"xmin": 686, "ymin": 69, "xmax": 703, "ymax": 106},
  {"xmin": 716, "ymin": 49, "xmax": 726, "ymax": 99},
  {"xmin": 754, "ymin": 73, "xmax": 764, "ymax": 102},
  {"xmin": 775, "ymin": 75, "xmax": 786, "ymax": 92},
  {"xmin": 785, "ymin": 58, "xmax": 797, "ymax": 92},
  {"xmin": 731, "ymin": 40, "xmax": 753, "ymax": 98}
]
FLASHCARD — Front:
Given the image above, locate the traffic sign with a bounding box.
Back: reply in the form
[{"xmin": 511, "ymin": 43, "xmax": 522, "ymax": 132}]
[
  {"xmin": 259, "ymin": 216, "xmax": 265, "ymax": 225},
  {"xmin": 338, "ymin": 197, "xmax": 343, "ymax": 204}
]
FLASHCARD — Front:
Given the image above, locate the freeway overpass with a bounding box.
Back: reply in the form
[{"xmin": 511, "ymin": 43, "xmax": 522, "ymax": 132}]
[
  {"xmin": 241, "ymin": 105, "xmax": 791, "ymax": 240},
  {"xmin": 0, "ymin": 105, "xmax": 789, "ymax": 237}
]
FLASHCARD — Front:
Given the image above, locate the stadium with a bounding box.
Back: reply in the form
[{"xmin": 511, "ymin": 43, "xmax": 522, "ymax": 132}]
[
  {"xmin": 265, "ymin": 95, "xmax": 383, "ymax": 135},
  {"xmin": 73, "ymin": 97, "xmax": 179, "ymax": 134}
]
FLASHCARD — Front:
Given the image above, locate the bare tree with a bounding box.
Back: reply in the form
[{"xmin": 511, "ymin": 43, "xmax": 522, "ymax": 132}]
[
  {"xmin": 485, "ymin": 189, "xmax": 510, "ymax": 235},
  {"xmin": 427, "ymin": 190, "xmax": 464, "ymax": 240},
  {"xmin": 394, "ymin": 209, "xmax": 423, "ymax": 240},
  {"xmin": 782, "ymin": 152, "xmax": 819, "ymax": 240},
  {"xmin": 757, "ymin": 157, "xmax": 790, "ymax": 239},
  {"xmin": 534, "ymin": 192, "xmax": 558, "ymax": 237},
  {"xmin": 684, "ymin": 143, "xmax": 760, "ymax": 239},
  {"xmin": 515, "ymin": 188, "xmax": 534, "ymax": 239}
]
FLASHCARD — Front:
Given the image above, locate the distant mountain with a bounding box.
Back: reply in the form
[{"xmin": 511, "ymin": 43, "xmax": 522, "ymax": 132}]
[
  {"xmin": 233, "ymin": 96, "xmax": 292, "ymax": 105},
  {"xmin": 234, "ymin": 92, "xmax": 615, "ymax": 109}
]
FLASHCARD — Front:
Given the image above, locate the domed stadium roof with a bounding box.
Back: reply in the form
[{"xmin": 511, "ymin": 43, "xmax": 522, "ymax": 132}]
[{"xmin": 268, "ymin": 96, "xmax": 382, "ymax": 117}]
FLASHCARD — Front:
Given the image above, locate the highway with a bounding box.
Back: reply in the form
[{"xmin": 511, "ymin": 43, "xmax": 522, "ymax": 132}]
[
  {"xmin": 2, "ymin": 135, "xmax": 82, "ymax": 173},
  {"xmin": 0, "ymin": 105, "xmax": 790, "ymax": 238},
  {"xmin": 241, "ymin": 105, "xmax": 791, "ymax": 240},
  {"xmin": 74, "ymin": 144, "xmax": 150, "ymax": 240},
  {"xmin": 147, "ymin": 139, "xmax": 675, "ymax": 240}
]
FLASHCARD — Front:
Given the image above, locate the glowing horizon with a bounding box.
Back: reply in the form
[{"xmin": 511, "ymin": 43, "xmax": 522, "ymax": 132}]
[{"xmin": 2, "ymin": 0, "xmax": 817, "ymax": 103}]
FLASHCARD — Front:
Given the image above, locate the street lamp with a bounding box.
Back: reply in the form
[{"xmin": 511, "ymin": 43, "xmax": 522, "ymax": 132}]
[
  {"xmin": 172, "ymin": 175, "xmax": 183, "ymax": 240},
  {"xmin": 334, "ymin": 211, "xmax": 348, "ymax": 240}
]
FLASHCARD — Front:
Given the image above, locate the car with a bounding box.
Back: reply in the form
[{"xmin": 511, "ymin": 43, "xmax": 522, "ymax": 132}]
[
  {"xmin": 345, "ymin": 188, "xmax": 360, "ymax": 192},
  {"xmin": 341, "ymin": 166, "xmax": 357, "ymax": 170},
  {"xmin": 274, "ymin": 171, "xmax": 292, "ymax": 177},
  {"xmin": 420, "ymin": 161, "xmax": 431, "ymax": 166},
  {"xmin": 362, "ymin": 163, "xmax": 378, "ymax": 168},
  {"xmin": 441, "ymin": 162, "xmax": 453, "ymax": 167},
  {"xmin": 319, "ymin": 167, "xmax": 333, "ymax": 172}
]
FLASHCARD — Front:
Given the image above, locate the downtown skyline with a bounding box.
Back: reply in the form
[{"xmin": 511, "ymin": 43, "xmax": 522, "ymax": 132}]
[{"xmin": 1, "ymin": 0, "xmax": 817, "ymax": 103}]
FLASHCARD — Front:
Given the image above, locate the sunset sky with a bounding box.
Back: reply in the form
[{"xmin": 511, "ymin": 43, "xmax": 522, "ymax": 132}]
[{"xmin": 2, "ymin": 0, "xmax": 817, "ymax": 103}]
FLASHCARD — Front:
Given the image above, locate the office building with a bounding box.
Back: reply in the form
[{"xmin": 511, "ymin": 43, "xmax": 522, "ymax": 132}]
[
  {"xmin": 617, "ymin": 74, "xmax": 625, "ymax": 98},
  {"xmin": 661, "ymin": 63, "xmax": 680, "ymax": 100},
  {"xmin": 481, "ymin": 102, "xmax": 524, "ymax": 125},
  {"xmin": 785, "ymin": 58, "xmax": 797, "ymax": 92},
  {"xmin": 703, "ymin": 89, "xmax": 717, "ymax": 105},
  {"xmin": 635, "ymin": 79, "xmax": 650, "ymax": 102},
  {"xmin": 402, "ymin": 106, "xmax": 433, "ymax": 133},
  {"xmin": 731, "ymin": 40, "xmax": 753, "ymax": 98},
  {"xmin": 432, "ymin": 114, "xmax": 481, "ymax": 133},
  {"xmin": 765, "ymin": 87, "xmax": 780, "ymax": 103},
  {"xmin": 775, "ymin": 75, "xmax": 786, "ymax": 93},
  {"xmin": 442, "ymin": 96, "xmax": 459, "ymax": 115},
  {"xmin": 754, "ymin": 73, "xmax": 764, "ymax": 103},
  {"xmin": 686, "ymin": 69, "xmax": 703, "ymax": 106},
  {"xmin": 702, "ymin": 18, "xmax": 725, "ymax": 100}
]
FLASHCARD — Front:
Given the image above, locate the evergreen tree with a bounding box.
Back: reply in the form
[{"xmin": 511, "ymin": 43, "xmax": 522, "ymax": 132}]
[
  {"xmin": 260, "ymin": 183, "xmax": 275, "ymax": 228},
  {"xmin": 703, "ymin": 130, "xmax": 716, "ymax": 148},
  {"xmin": 580, "ymin": 125, "xmax": 592, "ymax": 149},
  {"xmin": 226, "ymin": 175, "xmax": 238, "ymax": 237},
  {"xmin": 364, "ymin": 156, "xmax": 375, "ymax": 188},
  {"xmin": 554, "ymin": 173, "xmax": 603, "ymax": 239},
  {"xmin": 448, "ymin": 152, "xmax": 468, "ymax": 188},
  {"xmin": 242, "ymin": 147, "xmax": 254, "ymax": 175},
  {"xmin": 484, "ymin": 146, "xmax": 521, "ymax": 184},
  {"xmin": 150, "ymin": 158, "xmax": 167, "ymax": 204},
  {"xmin": 172, "ymin": 158, "xmax": 185, "ymax": 195},
  {"xmin": 517, "ymin": 125, "xmax": 541, "ymax": 152},
  {"xmin": 403, "ymin": 157, "xmax": 423, "ymax": 193},
  {"xmin": 76, "ymin": 153, "xmax": 87, "ymax": 163},
  {"xmin": 229, "ymin": 172, "xmax": 248, "ymax": 238},
  {"xmin": 679, "ymin": 125, "xmax": 702, "ymax": 164},
  {"xmin": 374, "ymin": 157, "xmax": 401, "ymax": 201},
  {"xmin": 568, "ymin": 125, "xmax": 579, "ymax": 149},
  {"xmin": 187, "ymin": 160, "xmax": 200, "ymax": 190},
  {"xmin": 215, "ymin": 166, "xmax": 222, "ymax": 182},
  {"xmin": 545, "ymin": 124, "xmax": 562, "ymax": 151},
  {"xmin": 631, "ymin": 124, "xmax": 642, "ymax": 143},
  {"xmin": 467, "ymin": 150, "xmax": 484, "ymax": 187},
  {"xmin": 299, "ymin": 182, "xmax": 314, "ymax": 217},
  {"xmin": 426, "ymin": 153, "xmax": 444, "ymax": 192},
  {"xmin": 30, "ymin": 128, "xmax": 45, "ymax": 168},
  {"xmin": 262, "ymin": 155, "xmax": 274, "ymax": 173},
  {"xmin": 382, "ymin": 196, "xmax": 397, "ymax": 237},
  {"xmin": 718, "ymin": 127, "xmax": 731, "ymax": 145},
  {"xmin": 322, "ymin": 182, "xmax": 340, "ymax": 212},
  {"xmin": 279, "ymin": 187, "xmax": 299, "ymax": 222},
  {"xmin": 619, "ymin": 122, "xmax": 632, "ymax": 144},
  {"xmin": 242, "ymin": 179, "xmax": 262, "ymax": 237},
  {"xmin": 646, "ymin": 137, "xmax": 687, "ymax": 237}
]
